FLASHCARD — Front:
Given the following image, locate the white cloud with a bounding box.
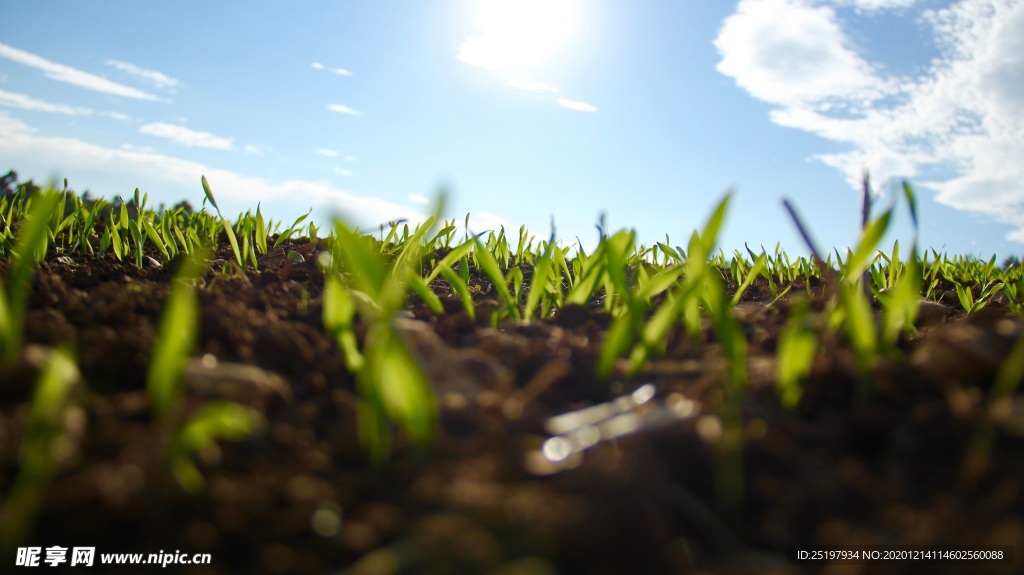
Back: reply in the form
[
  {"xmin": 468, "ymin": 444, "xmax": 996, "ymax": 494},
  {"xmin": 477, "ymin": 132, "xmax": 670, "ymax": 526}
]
[
  {"xmin": 139, "ymin": 122, "xmax": 234, "ymax": 150},
  {"xmin": 334, "ymin": 168, "xmax": 353, "ymax": 177},
  {"xmin": 715, "ymin": 0, "xmax": 895, "ymax": 107},
  {"xmin": 105, "ymin": 60, "xmax": 179, "ymax": 91},
  {"xmin": 311, "ymin": 61, "xmax": 351, "ymax": 76},
  {"xmin": 714, "ymin": 0, "xmax": 1024, "ymax": 243},
  {"xmin": 243, "ymin": 144, "xmax": 267, "ymax": 155},
  {"xmin": 0, "ymin": 89, "xmax": 133, "ymax": 121},
  {"xmin": 344, "ymin": 155, "xmax": 358, "ymax": 162},
  {"xmin": 327, "ymin": 104, "xmax": 361, "ymax": 116},
  {"xmin": 408, "ymin": 193, "xmax": 430, "ymax": 205},
  {"xmin": 834, "ymin": 0, "xmax": 918, "ymax": 10},
  {"xmin": 0, "ymin": 111, "xmax": 426, "ymax": 228},
  {"xmin": 505, "ymin": 75, "xmax": 560, "ymax": 92},
  {"xmin": 0, "ymin": 42, "xmax": 158, "ymax": 100},
  {"xmin": 465, "ymin": 210, "xmax": 518, "ymax": 236},
  {"xmin": 557, "ymin": 98, "xmax": 597, "ymax": 112},
  {"xmin": 119, "ymin": 143, "xmax": 159, "ymax": 154},
  {"xmin": 0, "ymin": 89, "xmax": 92, "ymax": 115},
  {"xmin": 316, "ymin": 148, "xmax": 341, "ymax": 157}
]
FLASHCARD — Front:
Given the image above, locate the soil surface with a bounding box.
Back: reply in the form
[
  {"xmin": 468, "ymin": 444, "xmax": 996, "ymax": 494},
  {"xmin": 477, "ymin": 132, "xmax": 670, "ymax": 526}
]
[{"xmin": 1, "ymin": 239, "xmax": 1022, "ymax": 574}]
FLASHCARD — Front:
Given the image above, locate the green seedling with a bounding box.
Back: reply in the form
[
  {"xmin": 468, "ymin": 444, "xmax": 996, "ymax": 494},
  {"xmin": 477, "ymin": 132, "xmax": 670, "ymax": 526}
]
[
  {"xmin": 839, "ymin": 279, "xmax": 879, "ymax": 372},
  {"xmin": 437, "ymin": 263, "xmax": 476, "ymax": 320},
  {"xmin": 141, "ymin": 214, "xmax": 170, "ymax": 262},
  {"xmin": 170, "ymin": 402, "xmax": 265, "ymax": 495},
  {"xmin": 596, "ymin": 229, "xmax": 644, "ymax": 379},
  {"xmin": 147, "ymin": 251, "xmax": 207, "ymax": 429},
  {"xmin": 961, "ymin": 328, "xmax": 1024, "ymax": 486},
  {"xmin": 509, "ymin": 265, "xmax": 525, "ymax": 305},
  {"xmin": 146, "ymin": 248, "xmax": 262, "ymax": 492},
  {"xmin": 272, "ymin": 208, "xmax": 312, "ymax": 248},
  {"xmin": 844, "ymin": 207, "xmax": 892, "ymax": 283},
  {"xmin": 838, "ymin": 243, "xmax": 885, "ymax": 371},
  {"xmin": 420, "ymin": 231, "xmax": 478, "ymax": 320},
  {"xmin": 407, "ymin": 272, "xmax": 444, "ymax": 315},
  {"xmin": 201, "ymin": 176, "xmax": 244, "ymax": 268},
  {"xmin": 565, "ymin": 240, "xmax": 608, "ymax": 308},
  {"xmin": 3, "ymin": 170, "xmax": 1024, "ymax": 491},
  {"xmin": 473, "ymin": 232, "xmax": 521, "ymax": 322},
  {"xmin": 604, "ymin": 194, "xmax": 735, "ymax": 379},
  {"xmin": 1, "ymin": 188, "xmax": 61, "ymax": 363},
  {"xmin": 254, "ymin": 203, "xmax": 268, "ymax": 254},
  {"xmin": 776, "ymin": 301, "xmax": 817, "ymax": 409},
  {"xmin": 677, "ymin": 195, "xmax": 747, "ymax": 521},
  {"xmin": 878, "ymin": 253, "xmax": 922, "ymax": 347},
  {"xmin": 323, "ymin": 274, "xmax": 365, "ymax": 372},
  {"xmin": 324, "ymin": 216, "xmax": 439, "ymax": 462},
  {"xmin": 730, "ymin": 252, "xmax": 767, "ymax": 307},
  {"xmin": 0, "ymin": 347, "xmax": 81, "ymax": 550}
]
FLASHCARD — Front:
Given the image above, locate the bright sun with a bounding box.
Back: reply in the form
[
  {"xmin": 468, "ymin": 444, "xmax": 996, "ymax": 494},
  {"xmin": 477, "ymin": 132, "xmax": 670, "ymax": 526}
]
[{"xmin": 459, "ymin": 0, "xmax": 575, "ymax": 71}]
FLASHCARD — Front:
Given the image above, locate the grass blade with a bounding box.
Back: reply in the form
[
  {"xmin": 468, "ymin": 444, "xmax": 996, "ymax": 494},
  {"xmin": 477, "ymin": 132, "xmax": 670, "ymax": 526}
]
[
  {"xmin": 0, "ymin": 347, "xmax": 80, "ymax": 548},
  {"xmin": 2, "ymin": 189, "xmax": 61, "ymax": 362},
  {"xmin": 473, "ymin": 235, "xmax": 520, "ymax": 320},
  {"xmin": 524, "ymin": 222, "xmax": 557, "ymax": 321},
  {"xmin": 147, "ymin": 252, "xmax": 206, "ymax": 428},
  {"xmin": 171, "ymin": 402, "xmax": 264, "ymax": 494},
  {"xmin": 846, "ymin": 208, "xmax": 893, "ymax": 283},
  {"xmin": 201, "ymin": 176, "xmax": 244, "ymax": 268}
]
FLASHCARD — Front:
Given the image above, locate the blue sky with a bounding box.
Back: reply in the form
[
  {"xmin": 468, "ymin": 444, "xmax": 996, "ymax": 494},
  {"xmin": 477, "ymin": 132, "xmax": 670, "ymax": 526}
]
[{"xmin": 1, "ymin": 0, "xmax": 1022, "ymax": 259}]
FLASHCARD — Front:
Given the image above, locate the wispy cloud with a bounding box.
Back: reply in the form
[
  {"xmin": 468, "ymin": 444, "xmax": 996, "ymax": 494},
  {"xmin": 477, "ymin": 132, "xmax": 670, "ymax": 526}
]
[
  {"xmin": 506, "ymin": 75, "xmax": 560, "ymax": 92},
  {"xmin": 119, "ymin": 143, "xmax": 159, "ymax": 154},
  {"xmin": 327, "ymin": 104, "xmax": 361, "ymax": 116},
  {"xmin": 408, "ymin": 193, "xmax": 430, "ymax": 205},
  {"xmin": 714, "ymin": 0, "xmax": 1024, "ymax": 243},
  {"xmin": 0, "ymin": 42, "xmax": 158, "ymax": 100},
  {"xmin": 715, "ymin": 0, "xmax": 894, "ymax": 107},
  {"xmin": 835, "ymin": 0, "xmax": 918, "ymax": 10},
  {"xmin": 557, "ymin": 98, "xmax": 598, "ymax": 113},
  {"xmin": 344, "ymin": 155, "xmax": 358, "ymax": 162},
  {"xmin": 465, "ymin": 210, "xmax": 518, "ymax": 236},
  {"xmin": 316, "ymin": 148, "xmax": 341, "ymax": 157},
  {"xmin": 311, "ymin": 61, "xmax": 352, "ymax": 76},
  {"xmin": 105, "ymin": 59, "xmax": 179, "ymax": 91},
  {"xmin": 139, "ymin": 122, "xmax": 233, "ymax": 150},
  {"xmin": 243, "ymin": 144, "xmax": 268, "ymax": 155},
  {"xmin": 0, "ymin": 89, "xmax": 92, "ymax": 115},
  {"xmin": 0, "ymin": 111, "xmax": 426, "ymax": 228}
]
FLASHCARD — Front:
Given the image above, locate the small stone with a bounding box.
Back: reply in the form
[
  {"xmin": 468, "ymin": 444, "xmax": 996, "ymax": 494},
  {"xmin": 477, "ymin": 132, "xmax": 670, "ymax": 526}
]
[
  {"xmin": 916, "ymin": 299, "xmax": 951, "ymax": 326},
  {"xmin": 51, "ymin": 255, "xmax": 75, "ymax": 266}
]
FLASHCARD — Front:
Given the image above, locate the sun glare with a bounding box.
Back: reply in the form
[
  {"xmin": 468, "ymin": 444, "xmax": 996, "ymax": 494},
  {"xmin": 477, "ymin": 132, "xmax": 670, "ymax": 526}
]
[{"xmin": 459, "ymin": 0, "xmax": 575, "ymax": 71}]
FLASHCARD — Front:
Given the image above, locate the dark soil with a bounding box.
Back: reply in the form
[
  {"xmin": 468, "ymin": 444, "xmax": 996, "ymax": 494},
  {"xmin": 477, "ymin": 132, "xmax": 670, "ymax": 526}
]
[{"xmin": 2, "ymin": 239, "xmax": 1022, "ymax": 574}]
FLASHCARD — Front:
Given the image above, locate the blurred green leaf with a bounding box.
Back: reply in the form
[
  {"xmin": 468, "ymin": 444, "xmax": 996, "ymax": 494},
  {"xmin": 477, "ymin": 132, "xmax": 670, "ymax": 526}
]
[
  {"xmin": 846, "ymin": 208, "xmax": 892, "ymax": 282},
  {"xmin": 776, "ymin": 305, "xmax": 816, "ymax": 409},
  {"xmin": 147, "ymin": 252, "xmax": 206, "ymax": 427},
  {"xmin": 171, "ymin": 402, "xmax": 264, "ymax": 494}
]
